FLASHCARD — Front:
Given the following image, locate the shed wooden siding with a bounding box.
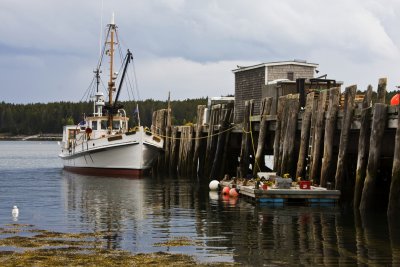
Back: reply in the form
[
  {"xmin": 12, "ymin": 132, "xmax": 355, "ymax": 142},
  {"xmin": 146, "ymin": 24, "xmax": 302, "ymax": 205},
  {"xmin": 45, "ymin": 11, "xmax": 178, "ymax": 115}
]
[
  {"xmin": 234, "ymin": 66, "xmax": 265, "ymax": 123},
  {"xmin": 267, "ymin": 65, "xmax": 315, "ymax": 82}
]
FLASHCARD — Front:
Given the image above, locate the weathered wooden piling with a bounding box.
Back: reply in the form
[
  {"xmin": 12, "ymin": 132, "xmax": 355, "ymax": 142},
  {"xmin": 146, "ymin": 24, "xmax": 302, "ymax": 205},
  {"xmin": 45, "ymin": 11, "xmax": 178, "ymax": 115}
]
[
  {"xmin": 320, "ymin": 87, "xmax": 340, "ymax": 187},
  {"xmin": 277, "ymin": 97, "xmax": 291, "ymax": 175},
  {"xmin": 209, "ymin": 104, "xmax": 233, "ymax": 180},
  {"xmin": 280, "ymin": 95, "xmax": 300, "ymax": 177},
  {"xmin": 388, "ymin": 105, "xmax": 400, "ymax": 215},
  {"xmin": 151, "ymin": 109, "xmax": 168, "ymax": 172},
  {"xmin": 169, "ymin": 126, "xmax": 180, "ymax": 173},
  {"xmin": 204, "ymin": 104, "xmax": 221, "ymax": 177},
  {"xmin": 359, "ymin": 103, "xmax": 387, "ymax": 212},
  {"xmin": 310, "ymin": 90, "xmax": 328, "ymax": 184},
  {"xmin": 177, "ymin": 126, "xmax": 194, "ymax": 176},
  {"xmin": 296, "ymin": 92, "xmax": 316, "ymax": 179},
  {"xmin": 273, "ymin": 97, "xmax": 287, "ymax": 174},
  {"xmin": 354, "ymin": 85, "xmax": 373, "ymax": 208},
  {"xmin": 376, "ymin": 78, "xmax": 387, "ymax": 104},
  {"xmin": 334, "ymin": 85, "xmax": 356, "ymax": 191},
  {"xmin": 192, "ymin": 105, "xmax": 206, "ymax": 176},
  {"xmin": 254, "ymin": 97, "xmax": 272, "ymax": 175},
  {"xmin": 164, "ymin": 96, "xmax": 173, "ymax": 172},
  {"xmin": 239, "ymin": 100, "xmax": 254, "ymax": 178}
]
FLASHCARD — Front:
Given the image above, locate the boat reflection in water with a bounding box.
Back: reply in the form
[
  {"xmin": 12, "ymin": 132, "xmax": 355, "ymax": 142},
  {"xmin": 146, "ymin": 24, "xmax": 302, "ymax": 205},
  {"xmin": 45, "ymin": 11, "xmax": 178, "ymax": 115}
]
[
  {"xmin": 60, "ymin": 171, "xmax": 400, "ymax": 265},
  {"xmin": 61, "ymin": 171, "xmax": 148, "ymax": 250}
]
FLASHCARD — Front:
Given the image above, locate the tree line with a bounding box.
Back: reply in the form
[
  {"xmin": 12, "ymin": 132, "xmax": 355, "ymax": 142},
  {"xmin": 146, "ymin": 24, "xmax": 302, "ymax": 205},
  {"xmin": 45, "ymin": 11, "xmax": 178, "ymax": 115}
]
[{"xmin": 0, "ymin": 98, "xmax": 207, "ymax": 135}]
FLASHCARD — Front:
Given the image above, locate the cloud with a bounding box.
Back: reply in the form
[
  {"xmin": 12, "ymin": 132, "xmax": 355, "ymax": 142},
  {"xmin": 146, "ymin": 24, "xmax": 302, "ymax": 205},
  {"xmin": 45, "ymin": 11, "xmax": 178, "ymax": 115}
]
[{"xmin": 0, "ymin": 0, "xmax": 399, "ymax": 103}]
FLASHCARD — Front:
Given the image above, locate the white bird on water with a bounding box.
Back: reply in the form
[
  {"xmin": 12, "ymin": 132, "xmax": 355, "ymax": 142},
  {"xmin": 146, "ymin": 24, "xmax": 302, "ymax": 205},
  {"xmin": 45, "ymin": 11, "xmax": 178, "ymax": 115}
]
[{"xmin": 12, "ymin": 205, "xmax": 19, "ymax": 217}]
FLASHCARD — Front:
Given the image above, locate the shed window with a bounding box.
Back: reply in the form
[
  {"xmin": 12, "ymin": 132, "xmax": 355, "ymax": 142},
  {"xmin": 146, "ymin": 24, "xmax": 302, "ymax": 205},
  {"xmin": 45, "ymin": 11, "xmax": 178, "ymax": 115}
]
[{"xmin": 287, "ymin": 72, "xmax": 294, "ymax": 81}]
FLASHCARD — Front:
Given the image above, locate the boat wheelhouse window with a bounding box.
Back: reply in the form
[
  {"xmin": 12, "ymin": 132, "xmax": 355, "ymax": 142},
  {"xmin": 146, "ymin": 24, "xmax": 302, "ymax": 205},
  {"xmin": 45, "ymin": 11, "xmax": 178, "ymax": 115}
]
[
  {"xmin": 101, "ymin": 120, "xmax": 108, "ymax": 130},
  {"xmin": 92, "ymin": 121, "xmax": 98, "ymax": 130},
  {"xmin": 112, "ymin": 120, "xmax": 120, "ymax": 130}
]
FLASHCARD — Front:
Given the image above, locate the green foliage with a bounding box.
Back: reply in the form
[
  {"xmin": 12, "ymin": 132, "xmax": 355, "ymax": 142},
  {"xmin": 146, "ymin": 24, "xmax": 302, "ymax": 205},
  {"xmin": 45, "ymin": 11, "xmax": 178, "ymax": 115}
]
[{"xmin": 0, "ymin": 98, "xmax": 207, "ymax": 134}]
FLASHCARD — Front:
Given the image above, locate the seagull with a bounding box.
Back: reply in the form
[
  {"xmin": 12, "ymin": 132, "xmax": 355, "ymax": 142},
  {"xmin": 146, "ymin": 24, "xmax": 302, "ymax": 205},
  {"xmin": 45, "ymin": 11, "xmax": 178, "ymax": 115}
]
[{"xmin": 12, "ymin": 206, "xmax": 19, "ymax": 217}]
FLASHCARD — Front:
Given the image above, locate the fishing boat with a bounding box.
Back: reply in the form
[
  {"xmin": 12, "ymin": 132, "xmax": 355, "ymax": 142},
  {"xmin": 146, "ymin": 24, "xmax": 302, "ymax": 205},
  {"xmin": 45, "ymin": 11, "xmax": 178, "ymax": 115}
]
[{"xmin": 59, "ymin": 16, "xmax": 163, "ymax": 176}]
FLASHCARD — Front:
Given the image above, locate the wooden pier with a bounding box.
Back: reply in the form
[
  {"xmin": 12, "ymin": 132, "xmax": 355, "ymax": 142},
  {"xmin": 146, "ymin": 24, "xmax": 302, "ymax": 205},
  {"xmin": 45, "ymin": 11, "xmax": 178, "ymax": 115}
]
[{"xmin": 151, "ymin": 77, "xmax": 400, "ymax": 215}]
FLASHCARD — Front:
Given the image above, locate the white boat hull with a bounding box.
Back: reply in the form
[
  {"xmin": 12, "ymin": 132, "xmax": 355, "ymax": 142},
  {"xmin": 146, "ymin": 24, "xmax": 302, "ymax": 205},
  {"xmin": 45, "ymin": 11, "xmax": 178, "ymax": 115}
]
[{"xmin": 59, "ymin": 127, "xmax": 163, "ymax": 176}]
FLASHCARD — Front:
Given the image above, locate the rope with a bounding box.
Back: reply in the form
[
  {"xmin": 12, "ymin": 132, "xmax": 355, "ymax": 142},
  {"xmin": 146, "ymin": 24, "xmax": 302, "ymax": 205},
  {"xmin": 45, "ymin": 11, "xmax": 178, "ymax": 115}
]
[{"xmin": 147, "ymin": 124, "xmax": 239, "ymax": 141}]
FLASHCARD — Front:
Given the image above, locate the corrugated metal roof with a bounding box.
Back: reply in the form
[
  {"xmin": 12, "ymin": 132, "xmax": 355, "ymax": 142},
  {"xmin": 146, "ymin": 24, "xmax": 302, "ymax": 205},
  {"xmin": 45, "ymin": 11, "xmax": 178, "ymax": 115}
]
[{"xmin": 232, "ymin": 60, "xmax": 319, "ymax": 73}]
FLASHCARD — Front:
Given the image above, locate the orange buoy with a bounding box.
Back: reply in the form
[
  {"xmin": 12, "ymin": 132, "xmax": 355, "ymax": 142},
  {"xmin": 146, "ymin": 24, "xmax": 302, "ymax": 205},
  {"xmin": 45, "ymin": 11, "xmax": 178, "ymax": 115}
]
[
  {"xmin": 222, "ymin": 186, "xmax": 230, "ymax": 195},
  {"xmin": 391, "ymin": 93, "xmax": 400, "ymax": 106},
  {"xmin": 229, "ymin": 188, "xmax": 239, "ymax": 197}
]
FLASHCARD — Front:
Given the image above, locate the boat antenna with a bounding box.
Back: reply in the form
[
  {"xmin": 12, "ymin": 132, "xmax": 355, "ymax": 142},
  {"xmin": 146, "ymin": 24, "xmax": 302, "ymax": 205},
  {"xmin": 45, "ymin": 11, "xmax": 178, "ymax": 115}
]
[
  {"xmin": 94, "ymin": 69, "xmax": 101, "ymax": 93},
  {"xmin": 99, "ymin": 0, "xmax": 104, "ymax": 57}
]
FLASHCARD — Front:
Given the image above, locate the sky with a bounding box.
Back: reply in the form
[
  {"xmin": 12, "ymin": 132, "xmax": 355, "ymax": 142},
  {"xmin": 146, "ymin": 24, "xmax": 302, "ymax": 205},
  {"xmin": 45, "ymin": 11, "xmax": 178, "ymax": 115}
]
[{"xmin": 0, "ymin": 0, "xmax": 399, "ymax": 103}]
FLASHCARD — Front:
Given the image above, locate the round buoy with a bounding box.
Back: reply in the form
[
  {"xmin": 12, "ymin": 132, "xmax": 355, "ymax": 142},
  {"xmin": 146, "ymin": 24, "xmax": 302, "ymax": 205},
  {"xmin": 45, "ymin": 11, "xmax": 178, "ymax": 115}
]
[
  {"xmin": 229, "ymin": 188, "xmax": 239, "ymax": 197},
  {"xmin": 222, "ymin": 186, "xmax": 230, "ymax": 195},
  {"xmin": 391, "ymin": 94, "xmax": 400, "ymax": 106},
  {"xmin": 209, "ymin": 191, "xmax": 219, "ymax": 201},
  {"xmin": 209, "ymin": 180, "xmax": 219, "ymax": 191},
  {"xmin": 222, "ymin": 194, "xmax": 230, "ymax": 202}
]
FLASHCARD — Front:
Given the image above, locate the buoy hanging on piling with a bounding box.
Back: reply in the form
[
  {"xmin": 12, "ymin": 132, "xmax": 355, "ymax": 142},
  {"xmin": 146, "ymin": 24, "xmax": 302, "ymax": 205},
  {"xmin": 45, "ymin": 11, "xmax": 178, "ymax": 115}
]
[
  {"xmin": 229, "ymin": 188, "xmax": 239, "ymax": 197},
  {"xmin": 209, "ymin": 180, "xmax": 219, "ymax": 191},
  {"xmin": 390, "ymin": 93, "xmax": 400, "ymax": 106},
  {"xmin": 222, "ymin": 186, "xmax": 230, "ymax": 195}
]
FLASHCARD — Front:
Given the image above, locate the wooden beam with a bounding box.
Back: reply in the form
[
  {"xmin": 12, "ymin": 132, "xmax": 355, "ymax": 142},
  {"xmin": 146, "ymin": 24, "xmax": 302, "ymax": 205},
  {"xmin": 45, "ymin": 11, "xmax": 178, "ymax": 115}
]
[
  {"xmin": 296, "ymin": 92, "xmax": 316, "ymax": 179},
  {"xmin": 310, "ymin": 90, "xmax": 328, "ymax": 184},
  {"xmin": 254, "ymin": 97, "xmax": 272, "ymax": 175},
  {"xmin": 320, "ymin": 87, "xmax": 340, "ymax": 187},
  {"xmin": 335, "ymin": 85, "xmax": 357, "ymax": 191},
  {"xmin": 359, "ymin": 103, "xmax": 387, "ymax": 212},
  {"xmin": 354, "ymin": 85, "xmax": 373, "ymax": 208}
]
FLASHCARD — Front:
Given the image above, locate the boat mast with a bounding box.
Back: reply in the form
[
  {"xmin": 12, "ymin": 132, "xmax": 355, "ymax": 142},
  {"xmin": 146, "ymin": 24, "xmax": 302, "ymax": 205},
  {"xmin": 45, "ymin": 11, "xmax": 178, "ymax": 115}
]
[{"xmin": 107, "ymin": 13, "xmax": 116, "ymax": 131}]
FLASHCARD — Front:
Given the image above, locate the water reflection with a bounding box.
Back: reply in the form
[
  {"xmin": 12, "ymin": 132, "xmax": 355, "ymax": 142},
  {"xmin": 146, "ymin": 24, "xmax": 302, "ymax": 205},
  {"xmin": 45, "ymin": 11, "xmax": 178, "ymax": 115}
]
[{"xmin": 60, "ymin": 171, "xmax": 399, "ymax": 265}]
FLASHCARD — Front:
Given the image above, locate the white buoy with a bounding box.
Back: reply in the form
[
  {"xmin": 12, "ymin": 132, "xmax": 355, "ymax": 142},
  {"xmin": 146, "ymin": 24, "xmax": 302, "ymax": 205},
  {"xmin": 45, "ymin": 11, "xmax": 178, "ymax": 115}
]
[
  {"xmin": 12, "ymin": 205, "xmax": 19, "ymax": 217},
  {"xmin": 209, "ymin": 191, "xmax": 219, "ymax": 201},
  {"xmin": 209, "ymin": 180, "xmax": 219, "ymax": 191}
]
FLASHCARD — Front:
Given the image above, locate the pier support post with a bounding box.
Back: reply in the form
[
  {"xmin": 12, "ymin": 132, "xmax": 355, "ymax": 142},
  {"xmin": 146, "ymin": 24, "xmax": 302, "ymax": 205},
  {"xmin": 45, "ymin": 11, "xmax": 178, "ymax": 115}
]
[
  {"xmin": 169, "ymin": 126, "xmax": 180, "ymax": 174},
  {"xmin": 296, "ymin": 92, "xmax": 316, "ymax": 179},
  {"xmin": 280, "ymin": 95, "xmax": 300, "ymax": 177},
  {"xmin": 204, "ymin": 105, "xmax": 221, "ymax": 177},
  {"xmin": 177, "ymin": 126, "xmax": 194, "ymax": 176},
  {"xmin": 310, "ymin": 90, "xmax": 328, "ymax": 184},
  {"xmin": 376, "ymin": 78, "xmax": 387, "ymax": 104},
  {"xmin": 320, "ymin": 87, "xmax": 340, "ymax": 187},
  {"xmin": 254, "ymin": 97, "xmax": 272, "ymax": 176},
  {"xmin": 359, "ymin": 103, "xmax": 387, "ymax": 212},
  {"xmin": 388, "ymin": 105, "xmax": 400, "ymax": 215},
  {"xmin": 273, "ymin": 97, "xmax": 287, "ymax": 174},
  {"xmin": 335, "ymin": 85, "xmax": 356, "ymax": 191},
  {"xmin": 210, "ymin": 104, "xmax": 233, "ymax": 180},
  {"xmin": 354, "ymin": 85, "xmax": 373, "ymax": 208},
  {"xmin": 239, "ymin": 100, "xmax": 254, "ymax": 178},
  {"xmin": 192, "ymin": 105, "xmax": 206, "ymax": 177}
]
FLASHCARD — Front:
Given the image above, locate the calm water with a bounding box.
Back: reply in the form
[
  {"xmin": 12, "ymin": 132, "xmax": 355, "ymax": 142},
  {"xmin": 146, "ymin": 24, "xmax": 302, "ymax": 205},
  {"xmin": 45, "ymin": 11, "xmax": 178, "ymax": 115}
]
[{"xmin": 0, "ymin": 141, "xmax": 399, "ymax": 266}]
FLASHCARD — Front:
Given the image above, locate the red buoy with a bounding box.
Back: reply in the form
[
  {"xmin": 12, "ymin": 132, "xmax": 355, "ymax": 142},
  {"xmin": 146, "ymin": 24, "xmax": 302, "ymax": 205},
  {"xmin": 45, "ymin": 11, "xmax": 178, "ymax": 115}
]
[
  {"xmin": 222, "ymin": 186, "xmax": 230, "ymax": 195},
  {"xmin": 391, "ymin": 94, "xmax": 400, "ymax": 106},
  {"xmin": 229, "ymin": 188, "xmax": 239, "ymax": 197}
]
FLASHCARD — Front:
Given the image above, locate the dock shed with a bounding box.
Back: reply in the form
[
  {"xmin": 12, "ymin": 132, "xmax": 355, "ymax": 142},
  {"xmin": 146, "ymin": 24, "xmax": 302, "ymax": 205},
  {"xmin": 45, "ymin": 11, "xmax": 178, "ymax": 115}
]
[{"xmin": 233, "ymin": 60, "xmax": 318, "ymax": 123}]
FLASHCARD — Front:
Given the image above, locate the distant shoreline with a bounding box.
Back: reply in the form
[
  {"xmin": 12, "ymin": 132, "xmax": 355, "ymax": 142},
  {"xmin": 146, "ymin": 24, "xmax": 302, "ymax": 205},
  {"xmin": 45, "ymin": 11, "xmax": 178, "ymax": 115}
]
[{"xmin": 0, "ymin": 134, "xmax": 62, "ymax": 141}]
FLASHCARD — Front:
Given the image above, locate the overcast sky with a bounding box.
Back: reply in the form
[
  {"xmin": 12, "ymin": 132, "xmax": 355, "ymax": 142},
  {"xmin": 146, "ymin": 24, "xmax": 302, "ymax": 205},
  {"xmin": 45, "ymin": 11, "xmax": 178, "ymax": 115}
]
[{"xmin": 0, "ymin": 0, "xmax": 399, "ymax": 103}]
